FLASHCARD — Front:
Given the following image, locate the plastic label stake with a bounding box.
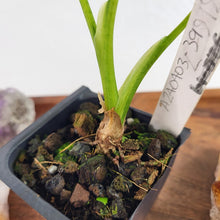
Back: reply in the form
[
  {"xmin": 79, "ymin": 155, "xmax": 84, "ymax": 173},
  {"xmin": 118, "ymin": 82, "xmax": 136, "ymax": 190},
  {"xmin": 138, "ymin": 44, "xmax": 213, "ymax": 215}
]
[{"xmin": 150, "ymin": 0, "xmax": 220, "ymax": 137}]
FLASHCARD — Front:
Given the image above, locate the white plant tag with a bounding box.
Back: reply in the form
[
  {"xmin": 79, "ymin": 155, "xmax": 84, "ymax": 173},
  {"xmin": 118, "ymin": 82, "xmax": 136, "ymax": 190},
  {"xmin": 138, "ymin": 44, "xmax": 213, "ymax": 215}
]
[{"xmin": 150, "ymin": 0, "xmax": 220, "ymax": 137}]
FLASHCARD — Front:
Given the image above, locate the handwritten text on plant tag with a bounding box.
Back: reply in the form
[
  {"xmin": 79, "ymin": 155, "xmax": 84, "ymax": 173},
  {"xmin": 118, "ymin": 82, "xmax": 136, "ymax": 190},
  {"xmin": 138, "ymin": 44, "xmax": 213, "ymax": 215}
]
[{"xmin": 150, "ymin": 0, "xmax": 220, "ymax": 137}]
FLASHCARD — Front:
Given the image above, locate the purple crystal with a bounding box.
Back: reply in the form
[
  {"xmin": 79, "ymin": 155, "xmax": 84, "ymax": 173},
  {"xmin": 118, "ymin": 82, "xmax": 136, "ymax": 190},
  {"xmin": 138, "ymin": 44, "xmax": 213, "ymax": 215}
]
[{"xmin": 0, "ymin": 88, "xmax": 35, "ymax": 147}]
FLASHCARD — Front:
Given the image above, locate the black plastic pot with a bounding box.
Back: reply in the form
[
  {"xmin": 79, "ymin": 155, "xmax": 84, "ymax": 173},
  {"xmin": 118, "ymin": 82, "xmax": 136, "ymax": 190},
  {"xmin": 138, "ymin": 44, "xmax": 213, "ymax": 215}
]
[{"xmin": 0, "ymin": 86, "xmax": 190, "ymax": 220}]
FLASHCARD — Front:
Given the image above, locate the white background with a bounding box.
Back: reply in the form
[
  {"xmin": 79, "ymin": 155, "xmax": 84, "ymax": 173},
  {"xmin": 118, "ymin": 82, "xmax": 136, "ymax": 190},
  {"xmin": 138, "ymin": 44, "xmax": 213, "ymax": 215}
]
[{"xmin": 0, "ymin": 0, "xmax": 219, "ymax": 96}]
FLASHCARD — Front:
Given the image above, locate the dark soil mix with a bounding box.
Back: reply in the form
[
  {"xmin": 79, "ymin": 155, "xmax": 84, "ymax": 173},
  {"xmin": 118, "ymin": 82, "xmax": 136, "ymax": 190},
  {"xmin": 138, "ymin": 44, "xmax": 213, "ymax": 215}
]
[{"xmin": 14, "ymin": 101, "xmax": 178, "ymax": 220}]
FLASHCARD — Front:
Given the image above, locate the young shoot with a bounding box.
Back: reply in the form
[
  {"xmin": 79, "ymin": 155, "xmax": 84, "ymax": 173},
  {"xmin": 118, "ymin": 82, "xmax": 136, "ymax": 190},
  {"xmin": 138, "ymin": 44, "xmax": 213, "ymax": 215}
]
[
  {"xmin": 79, "ymin": 0, "xmax": 190, "ymax": 158},
  {"xmin": 79, "ymin": 0, "xmax": 190, "ymax": 124}
]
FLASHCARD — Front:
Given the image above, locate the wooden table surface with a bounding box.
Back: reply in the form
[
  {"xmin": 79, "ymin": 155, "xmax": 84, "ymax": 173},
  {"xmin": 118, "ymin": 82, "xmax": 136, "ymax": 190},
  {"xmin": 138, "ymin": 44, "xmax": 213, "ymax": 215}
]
[{"xmin": 8, "ymin": 89, "xmax": 220, "ymax": 220}]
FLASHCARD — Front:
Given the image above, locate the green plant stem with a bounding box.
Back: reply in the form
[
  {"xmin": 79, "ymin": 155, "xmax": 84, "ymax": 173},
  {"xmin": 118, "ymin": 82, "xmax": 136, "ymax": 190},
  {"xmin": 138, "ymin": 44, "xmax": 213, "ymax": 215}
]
[
  {"xmin": 94, "ymin": 0, "xmax": 119, "ymax": 110},
  {"xmin": 79, "ymin": 0, "xmax": 96, "ymax": 41},
  {"xmin": 79, "ymin": 0, "xmax": 119, "ymax": 110},
  {"xmin": 115, "ymin": 12, "xmax": 191, "ymax": 123}
]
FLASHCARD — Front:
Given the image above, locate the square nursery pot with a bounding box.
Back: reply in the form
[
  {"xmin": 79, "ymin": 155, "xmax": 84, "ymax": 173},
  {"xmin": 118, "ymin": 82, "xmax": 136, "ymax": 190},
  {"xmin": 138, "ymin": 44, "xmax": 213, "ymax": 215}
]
[{"xmin": 0, "ymin": 86, "xmax": 190, "ymax": 220}]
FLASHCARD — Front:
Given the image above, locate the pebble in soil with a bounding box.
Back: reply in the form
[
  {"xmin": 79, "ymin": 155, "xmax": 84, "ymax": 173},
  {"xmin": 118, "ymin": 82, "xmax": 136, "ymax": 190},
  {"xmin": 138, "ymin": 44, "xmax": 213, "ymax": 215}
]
[
  {"xmin": 72, "ymin": 111, "xmax": 96, "ymax": 137},
  {"xmin": 45, "ymin": 174, "xmax": 65, "ymax": 196},
  {"xmin": 70, "ymin": 183, "xmax": 90, "ymax": 208},
  {"xmin": 147, "ymin": 138, "xmax": 161, "ymax": 160},
  {"xmin": 44, "ymin": 132, "xmax": 63, "ymax": 152},
  {"xmin": 78, "ymin": 154, "xmax": 107, "ymax": 185},
  {"xmin": 89, "ymin": 183, "xmax": 106, "ymax": 197}
]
